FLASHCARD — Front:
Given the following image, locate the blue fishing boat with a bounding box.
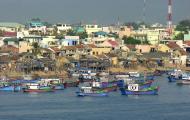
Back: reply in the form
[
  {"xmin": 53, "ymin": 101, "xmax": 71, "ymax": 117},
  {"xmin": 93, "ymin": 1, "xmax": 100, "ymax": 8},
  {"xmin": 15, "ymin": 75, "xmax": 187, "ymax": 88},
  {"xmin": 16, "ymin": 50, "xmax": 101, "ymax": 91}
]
[
  {"xmin": 76, "ymin": 87, "xmax": 108, "ymax": 97},
  {"xmin": 117, "ymin": 80, "xmax": 152, "ymax": 90},
  {"xmin": 119, "ymin": 84, "xmax": 159, "ymax": 95},
  {"xmin": 168, "ymin": 76, "xmax": 179, "ymax": 82},
  {"xmin": 0, "ymin": 85, "xmax": 22, "ymax": 92},
  {"xmin": 167, "ymin": 69, "xmax": 183, "ymax": 82}
]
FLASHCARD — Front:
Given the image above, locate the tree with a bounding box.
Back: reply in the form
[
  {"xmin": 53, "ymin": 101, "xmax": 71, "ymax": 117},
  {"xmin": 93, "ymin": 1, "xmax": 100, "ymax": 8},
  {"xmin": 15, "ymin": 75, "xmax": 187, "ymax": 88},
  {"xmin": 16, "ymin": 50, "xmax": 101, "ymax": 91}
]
[
  {"xmin": 123, "ymin": 22, "xmax": 149, "ymax": 30},
  {"xmin": 124, "ymin": 22, "xmax": 139, "ymax": 30},
  {"xmin": 32, "ymin": 42, "xmax": 41, "ymax": 56},
  {"xmin": 77, "ymin": 31, "xmax": 88, "ymax": 39},
  {"xmin": 122, "ymin": 36, "xmax": 149, "ymax": 45},
  {"xmin": 52, "ymin": 26, "xmax": 58, "ymax": 36},
  {"xmin": 123, "ymin": 36, "xmax": 141, "ymax": 45},
  {"xmin": 0, "ymin": 30, "xmax": 4, "ymax": 36},
  {"xmin": 175, "ymin": 19, "xmax": 190, "ymax": 33},
  {"xmin": 174, "ymin": 32, "xmax": 184, "ymax": 40},
  {"xmin": 66, "ymin": 29, "xmax": 76, "ymax": 36}
]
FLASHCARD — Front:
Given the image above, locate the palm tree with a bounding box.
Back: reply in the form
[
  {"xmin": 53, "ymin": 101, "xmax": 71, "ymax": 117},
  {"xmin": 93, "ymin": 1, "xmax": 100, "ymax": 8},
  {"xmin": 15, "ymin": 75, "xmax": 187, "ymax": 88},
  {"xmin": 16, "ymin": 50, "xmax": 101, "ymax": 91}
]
[{"xmin": 32, "ymin": 42, "xmax": 41, "ymax": 57}]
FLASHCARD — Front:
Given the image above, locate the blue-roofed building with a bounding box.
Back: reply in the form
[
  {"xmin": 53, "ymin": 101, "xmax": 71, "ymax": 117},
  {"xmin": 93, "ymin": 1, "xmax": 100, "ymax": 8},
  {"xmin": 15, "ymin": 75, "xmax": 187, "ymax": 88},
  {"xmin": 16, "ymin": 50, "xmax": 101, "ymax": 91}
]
[
  {"xmin": 27, "ymin": 21, "xmax": 47, "ymax": 33},
  {"xmin": 94, "ymin": 31, "xmax": 108, "ymax": 37},
  {"xmin": 29, "ymin": 21, "xmax": 44, "ymax": 28},
  {"xmin": 73, "ymin": 26, "xmax": 85, "ymax": 33}
]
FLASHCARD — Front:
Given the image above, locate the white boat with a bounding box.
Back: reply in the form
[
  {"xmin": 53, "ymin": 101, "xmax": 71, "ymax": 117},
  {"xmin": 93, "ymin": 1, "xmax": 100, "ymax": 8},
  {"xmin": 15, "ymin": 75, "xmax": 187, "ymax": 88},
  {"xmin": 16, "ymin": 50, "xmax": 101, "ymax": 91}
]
[
  {"xmin": 128, "ymin": 72, "xmax": 140, "ymax": 77},
  {"xmin": 181, "ymin": 73, "xmax": 190, "ymax": 80}
]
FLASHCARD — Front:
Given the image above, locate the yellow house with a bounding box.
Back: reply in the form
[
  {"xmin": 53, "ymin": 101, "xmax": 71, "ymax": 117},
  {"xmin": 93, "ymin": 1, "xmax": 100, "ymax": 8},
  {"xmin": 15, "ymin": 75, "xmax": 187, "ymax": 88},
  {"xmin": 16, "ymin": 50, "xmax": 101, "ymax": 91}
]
[
  {"xmin": 108, "ymin": 55, "xmax": 118, "ymax": 65},
  {"xmin": 91, "ymin": 47, "xmax": 112, "ymax": 55},
  {"xmin": 158, "ymin": 44, "xmax": 170, "ymax": 53},
  {"xmin": 118, "ymin": 26, "xmax": 133, "ymax": 39},
  {"xmin": 19, "ymin": 41, "xmax": 32, "ymax": 53}
]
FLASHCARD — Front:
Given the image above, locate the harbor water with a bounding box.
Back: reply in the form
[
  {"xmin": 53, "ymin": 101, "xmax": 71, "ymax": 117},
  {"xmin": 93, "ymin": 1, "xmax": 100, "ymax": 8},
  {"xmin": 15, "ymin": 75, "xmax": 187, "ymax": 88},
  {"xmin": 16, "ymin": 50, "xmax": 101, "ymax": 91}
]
[{"xmin": 1, "ymin": 75, "xmax": 190, "ymax": 120}]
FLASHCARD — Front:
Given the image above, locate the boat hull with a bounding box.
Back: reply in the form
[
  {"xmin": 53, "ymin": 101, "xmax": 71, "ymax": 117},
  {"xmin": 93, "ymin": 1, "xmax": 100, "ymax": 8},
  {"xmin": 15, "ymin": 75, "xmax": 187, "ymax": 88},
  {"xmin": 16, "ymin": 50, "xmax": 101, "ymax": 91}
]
[
  {"xmin": 23, "ymin": 86, "xmax": 54, "ymax": 93},
  {"xmin": 76, "ymin": 92, "xmax": 108, "ymax": 97},
  {"xmin": 168, "ymin": 76, "xmax": 178, "ymax": 82},
  {"xmin": 23, "ymin": 89, "xmax": 54, "ymax": 93},
  {"xmin": 117, "ymin": 80, "xmax": 152, "ymax": 89},
  {"xmin": 119, "ymin": 88, "xmax": 158, "ymax": 95},
  {"xmin": 93, "ymin": 86, "xmax": 117, "ymax": 92},
  {"xmin": 53, "ymin": 84, "xmax": 64, "ymax": 90},
  {"xmin": 0, "ymin": 86, "xmax": 22, "ymax": 92},
  {"xmin": 177, "ymin": 80, "xmax": 190, "ymax": 85}
]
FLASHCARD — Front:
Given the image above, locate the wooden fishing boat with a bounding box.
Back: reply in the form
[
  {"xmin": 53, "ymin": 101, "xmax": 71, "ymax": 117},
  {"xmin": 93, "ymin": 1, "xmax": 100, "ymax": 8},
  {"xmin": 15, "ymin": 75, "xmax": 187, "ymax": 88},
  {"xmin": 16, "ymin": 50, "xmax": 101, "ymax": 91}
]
[
  {"xmin": 0, "ymin": 85, "xmax": 22, "ymax": 92},
  {"xmin": 167, "ymin": 69, "xmax": 183, "ymax": 82},
  {"xmin": 40, "ymin": 78, "xmax": 65, "ymax": 90},
  {"xmin": 76, "ymin": 87, "xmax": 108, "ymax": 97},
  {"xmin": 0, "ymin": 82, "xmax": 23, "ymax": 92},
  {"xmin": 117, "ymin": 80, "xmax": 153, "ymax": 90},
  {"xmin": 119, "ymin": 84, "xmax": 159, "ymax": 95},
  {"xmin": 168, "ymin": 76, "xmax": 180, "ymax": 82},
  {"xmin": 23, "ymin": 83, "xmax": 54, "ymax": 93}
]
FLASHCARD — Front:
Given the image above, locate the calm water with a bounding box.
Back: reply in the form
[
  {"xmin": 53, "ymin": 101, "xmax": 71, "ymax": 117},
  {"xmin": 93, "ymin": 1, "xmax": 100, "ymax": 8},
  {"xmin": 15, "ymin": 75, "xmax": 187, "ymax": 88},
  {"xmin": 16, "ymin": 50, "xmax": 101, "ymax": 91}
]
[{"xmin": 1, "ymin": 75, "xmax": 190, "ymax": 120}]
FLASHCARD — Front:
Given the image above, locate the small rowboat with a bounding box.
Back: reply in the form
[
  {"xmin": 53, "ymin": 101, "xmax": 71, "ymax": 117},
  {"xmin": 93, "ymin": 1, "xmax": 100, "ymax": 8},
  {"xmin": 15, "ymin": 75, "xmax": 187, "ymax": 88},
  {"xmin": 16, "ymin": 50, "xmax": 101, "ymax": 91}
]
[{"xmin": 177, "ymin": 80, "xmax": 190, "ymax": 85}]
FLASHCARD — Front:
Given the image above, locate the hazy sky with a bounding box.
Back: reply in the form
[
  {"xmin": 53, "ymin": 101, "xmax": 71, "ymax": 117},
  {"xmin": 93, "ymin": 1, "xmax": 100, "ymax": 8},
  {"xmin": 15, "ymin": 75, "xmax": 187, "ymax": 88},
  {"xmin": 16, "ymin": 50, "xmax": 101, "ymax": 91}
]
[{"xmin": 0, "ymin": 0, "xmax": 189, "ymax": 24}]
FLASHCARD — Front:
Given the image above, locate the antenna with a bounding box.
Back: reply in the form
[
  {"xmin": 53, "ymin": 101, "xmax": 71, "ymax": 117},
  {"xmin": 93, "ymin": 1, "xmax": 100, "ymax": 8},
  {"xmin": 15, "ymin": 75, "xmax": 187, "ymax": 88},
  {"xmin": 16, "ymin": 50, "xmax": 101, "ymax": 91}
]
[
  {"xmin": 167, "ymin": 0, "xmax": 173, "ymax": 37},
  {"xmin": 117, "ymin": 16, "xmax": 120, "ymax": 27}
]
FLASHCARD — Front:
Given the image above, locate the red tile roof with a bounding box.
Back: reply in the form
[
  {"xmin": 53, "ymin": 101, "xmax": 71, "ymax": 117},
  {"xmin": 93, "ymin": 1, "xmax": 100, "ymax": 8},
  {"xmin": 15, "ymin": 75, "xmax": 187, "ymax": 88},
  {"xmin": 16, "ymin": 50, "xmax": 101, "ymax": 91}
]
[
  {"xmin": 0, "ymin": 45, "xmax": 19, "ymax": 53},
  {"xmin": 184, "ymin": 41, "xmax": 190, "ymax": 46},
  {"xmin": 49, "ymin": 47, "xmax": 60, "ymax": 52},
  {"xmin": 167, "ymin": 42, "xmax": 181, "ymax": 49},
  {"xmin": 126, "ymin": 45, "xmax": 136, "ymax": 50},
  {"xmin": 3, "ymin": 32, "xmax": 17, "ymax": 37},
  {"xmin": 167, "ymin": 42, "xmax": 187, "ymax": 55},
  {"xmin": 86, "ymin": 44, "xmax": 96, "ymax": 48},
  {"xmin": 106, "ymin": 40, "xmax": 119, "ymax": 47}
]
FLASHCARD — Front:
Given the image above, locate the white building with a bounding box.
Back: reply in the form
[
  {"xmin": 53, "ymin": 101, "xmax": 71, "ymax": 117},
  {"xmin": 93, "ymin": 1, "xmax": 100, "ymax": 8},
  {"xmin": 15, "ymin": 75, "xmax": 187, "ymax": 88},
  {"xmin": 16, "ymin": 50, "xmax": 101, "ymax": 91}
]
[
  {"xmin": 84, "ymin": 24, "xmax": 102, "ymax": 35},
  {"xmin": 0, "ymin": 22, "xmax": 25, "ymax": 32},
  {"xmin": 55, "ymin": 23, "xmax": 72, "ymax": 33}
]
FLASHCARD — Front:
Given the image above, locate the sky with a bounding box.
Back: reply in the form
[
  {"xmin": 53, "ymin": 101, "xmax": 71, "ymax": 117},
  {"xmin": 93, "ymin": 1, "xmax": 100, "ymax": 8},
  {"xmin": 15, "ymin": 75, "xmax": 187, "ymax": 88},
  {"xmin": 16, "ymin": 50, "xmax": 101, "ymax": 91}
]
[{"xmin": 0, "ymin": 0, "xmax": 189, "ymax": 25}]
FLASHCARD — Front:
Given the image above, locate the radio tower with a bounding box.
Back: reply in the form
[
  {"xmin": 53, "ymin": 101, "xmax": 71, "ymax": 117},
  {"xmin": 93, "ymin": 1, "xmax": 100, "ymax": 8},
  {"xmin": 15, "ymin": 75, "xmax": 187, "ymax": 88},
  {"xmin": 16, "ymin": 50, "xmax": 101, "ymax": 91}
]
[{"xmin": 167, "ymin": 0, "xmax": 172, "ymax": 37}]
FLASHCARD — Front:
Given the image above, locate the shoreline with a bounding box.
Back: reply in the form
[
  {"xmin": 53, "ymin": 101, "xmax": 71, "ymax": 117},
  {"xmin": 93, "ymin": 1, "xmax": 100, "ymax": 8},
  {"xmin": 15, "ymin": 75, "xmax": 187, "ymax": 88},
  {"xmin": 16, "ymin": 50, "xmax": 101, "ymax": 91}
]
[{"xmin": 1, "ymin": 65, "xmax": 189, "ymax": 81}]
